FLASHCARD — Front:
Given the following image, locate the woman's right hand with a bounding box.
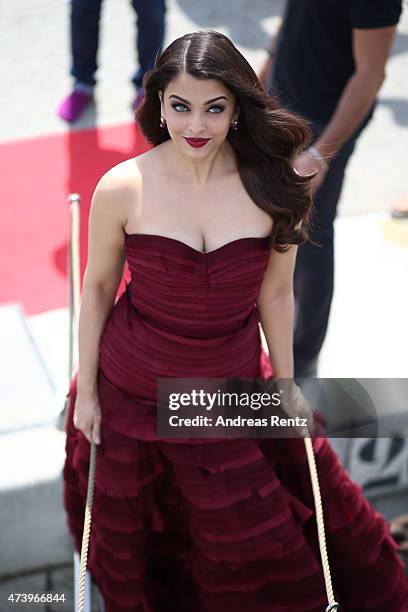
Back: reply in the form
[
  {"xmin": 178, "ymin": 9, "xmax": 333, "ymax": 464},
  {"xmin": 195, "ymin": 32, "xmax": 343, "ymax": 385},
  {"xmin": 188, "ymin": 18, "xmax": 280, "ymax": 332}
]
[{"xmin": 73, "ymin": 391, "xmax": 102, "ymax": 445}]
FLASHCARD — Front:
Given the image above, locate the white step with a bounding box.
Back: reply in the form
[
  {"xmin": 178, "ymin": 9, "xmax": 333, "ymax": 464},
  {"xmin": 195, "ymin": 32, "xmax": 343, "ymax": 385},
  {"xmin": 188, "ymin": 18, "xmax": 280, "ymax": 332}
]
[
  {"xmin": 0, "ymin": 425, "xmax": 72, "ymax": 576},
  {"xmin": 0, "ymin": 304, "xmax": 56, "ymax": 433}
]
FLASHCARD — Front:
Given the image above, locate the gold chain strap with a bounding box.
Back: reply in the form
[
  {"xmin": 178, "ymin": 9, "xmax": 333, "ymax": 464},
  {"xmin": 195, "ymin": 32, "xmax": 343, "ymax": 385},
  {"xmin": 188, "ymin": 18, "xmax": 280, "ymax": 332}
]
[
  {"xmin": 68, "ymin": 191, "xmax": 98, "ymax": 611},
  {"xmin": 77, "ymin": 441, "xmax": 97, "ymax": 612},
  {"xmin": 304, "ymin": 436, "xmax": 340, "ymax": 611}
]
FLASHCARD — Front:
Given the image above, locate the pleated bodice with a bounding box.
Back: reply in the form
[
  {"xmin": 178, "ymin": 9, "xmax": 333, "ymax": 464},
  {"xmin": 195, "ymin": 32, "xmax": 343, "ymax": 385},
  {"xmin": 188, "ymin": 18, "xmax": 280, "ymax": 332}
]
[
  {"xmin": 124, "ymin": 233, "xmax": 270, "ymax": 337},
  {"xmin": 98, "ymin": 233, "xmax": 273, "ymax": 397}
]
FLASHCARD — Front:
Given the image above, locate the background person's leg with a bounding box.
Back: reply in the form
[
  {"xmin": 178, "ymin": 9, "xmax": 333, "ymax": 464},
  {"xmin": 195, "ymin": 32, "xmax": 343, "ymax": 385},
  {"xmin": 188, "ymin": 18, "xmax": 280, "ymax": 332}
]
[
  {"xmin": 130, "ymin": 0, "xmax": 166, "ymax": 91},
  {"xmin": 58, "ymin": 0, "xmax": 103, "ymax": 122},
  {"xmin": 70, "ymin": 0, "xmax": 104, "ymax": 88}
]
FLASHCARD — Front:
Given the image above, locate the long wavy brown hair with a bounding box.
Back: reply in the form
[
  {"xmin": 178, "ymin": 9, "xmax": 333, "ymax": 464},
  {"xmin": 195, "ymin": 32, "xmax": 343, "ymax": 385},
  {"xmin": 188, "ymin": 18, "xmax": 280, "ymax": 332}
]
[{"xmin": 136, "ymin": 30, "xmax": 313, "ymax": 252}]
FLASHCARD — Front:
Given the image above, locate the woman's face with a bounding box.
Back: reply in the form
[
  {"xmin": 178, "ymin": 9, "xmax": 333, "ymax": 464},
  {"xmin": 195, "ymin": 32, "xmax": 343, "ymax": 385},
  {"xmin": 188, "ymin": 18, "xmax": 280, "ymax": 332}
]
[{"xmin": 158, "ymin": 72, "xmax": 239, "ymax": 157}]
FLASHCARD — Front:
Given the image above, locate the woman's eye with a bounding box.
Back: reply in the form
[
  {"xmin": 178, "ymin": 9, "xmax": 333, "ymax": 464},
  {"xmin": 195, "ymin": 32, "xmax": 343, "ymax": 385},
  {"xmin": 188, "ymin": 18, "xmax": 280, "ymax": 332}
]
[
  {"xmin": 171, "ymin": 103, "xmax": 188, "ymax": 112},
  {"xmin": 170, "ymin": 103, "xmax": 225, "ymax": 114},
  {"xmin": 208, "ymin": 105, "xmax": 225, "ymax": 113}
]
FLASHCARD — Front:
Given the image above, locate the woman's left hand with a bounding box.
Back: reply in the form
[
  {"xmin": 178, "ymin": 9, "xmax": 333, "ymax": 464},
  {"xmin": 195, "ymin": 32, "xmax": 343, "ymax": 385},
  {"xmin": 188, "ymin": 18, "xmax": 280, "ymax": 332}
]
[
  {"xmin": 285, "ymin": 385, "xmax": 316, "ymax": 437},
  {"xmin": 271, "ymin": 380, "xmax": 316, "ymax": 437}
]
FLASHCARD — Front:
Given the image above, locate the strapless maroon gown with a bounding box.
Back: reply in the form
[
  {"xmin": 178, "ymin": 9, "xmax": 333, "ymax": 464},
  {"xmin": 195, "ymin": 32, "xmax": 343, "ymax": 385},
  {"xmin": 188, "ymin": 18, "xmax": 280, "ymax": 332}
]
[{"xmin": 63, "ymin": 233, "xmax": 408, "ymax": 611}]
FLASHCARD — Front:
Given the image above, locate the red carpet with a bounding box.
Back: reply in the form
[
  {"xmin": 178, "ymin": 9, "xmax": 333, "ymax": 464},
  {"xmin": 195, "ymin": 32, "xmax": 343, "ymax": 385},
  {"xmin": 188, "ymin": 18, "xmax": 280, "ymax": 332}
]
[{"xmin": 0, "ymin": 123, "xmax": 150, "ymax": 314}]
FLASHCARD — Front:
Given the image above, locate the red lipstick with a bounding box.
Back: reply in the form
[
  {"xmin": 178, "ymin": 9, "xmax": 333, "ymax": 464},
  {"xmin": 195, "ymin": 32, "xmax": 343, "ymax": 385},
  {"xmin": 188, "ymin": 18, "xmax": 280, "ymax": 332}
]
[{"xmin": 184, "ymin": 137, "xmax": 210, "ymax": 148}]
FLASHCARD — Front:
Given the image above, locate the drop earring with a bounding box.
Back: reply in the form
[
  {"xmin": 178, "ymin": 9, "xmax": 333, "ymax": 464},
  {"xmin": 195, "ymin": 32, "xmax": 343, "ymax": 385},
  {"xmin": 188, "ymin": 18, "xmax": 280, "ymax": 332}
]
[
  {"xmin": 160, "ymin": 116, "xmax": 167, "ymax": 129},
  {"xmin": 230, "ymin": 119, "xmax": 238, "ymax": 131}
]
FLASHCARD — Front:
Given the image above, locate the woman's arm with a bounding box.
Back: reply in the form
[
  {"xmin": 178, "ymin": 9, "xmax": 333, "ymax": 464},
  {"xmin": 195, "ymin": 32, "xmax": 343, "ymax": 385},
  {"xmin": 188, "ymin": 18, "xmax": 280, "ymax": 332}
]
[
  {"xmin": 257, "ymin": 244, "xmax": 316, "ymax": 434},
  {"xmin": 256, "ymin": 244, "xmax": 298, "ymax": 379},
  {"xmin": 76, "ymin": 167, "xmax": 134, "ymax": 397},
  {"xmin": 73, "ymin": 162, "xmax": 141, "ymax": 444}
]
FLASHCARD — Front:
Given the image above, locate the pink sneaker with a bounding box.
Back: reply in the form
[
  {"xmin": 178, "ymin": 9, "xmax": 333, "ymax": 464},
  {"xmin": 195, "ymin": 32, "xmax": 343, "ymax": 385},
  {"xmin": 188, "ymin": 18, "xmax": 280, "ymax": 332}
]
[{"xmin": 57, "ymin": 89, "xmax": 93, "ymax": 123}]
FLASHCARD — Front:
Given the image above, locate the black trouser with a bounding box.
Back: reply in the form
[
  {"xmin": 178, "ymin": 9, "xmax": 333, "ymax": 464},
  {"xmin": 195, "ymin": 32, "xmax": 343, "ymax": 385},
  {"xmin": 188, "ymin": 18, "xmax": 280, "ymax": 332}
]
[
  {"xmin": 294, "ymin": 110, "xmax": 374, "ymax": 378},
  {"xmin": 70, "ymin": 0, "xmax": 166, "ymax": 88}
]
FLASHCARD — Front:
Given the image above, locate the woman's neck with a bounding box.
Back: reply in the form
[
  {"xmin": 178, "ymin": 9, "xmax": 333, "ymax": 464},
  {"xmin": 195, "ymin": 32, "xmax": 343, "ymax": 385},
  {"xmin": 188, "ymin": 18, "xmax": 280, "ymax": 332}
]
[{"xmin": 161, "ymin": 139, "xmax": 237, "ymax": 187}]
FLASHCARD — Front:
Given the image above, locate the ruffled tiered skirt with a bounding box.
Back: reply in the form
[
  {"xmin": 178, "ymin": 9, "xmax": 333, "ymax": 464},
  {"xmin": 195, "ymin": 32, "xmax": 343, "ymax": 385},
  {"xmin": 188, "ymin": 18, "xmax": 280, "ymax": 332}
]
[{"xmin": 63, "ymin": 369, "xmax": 408, "ymax": 611}]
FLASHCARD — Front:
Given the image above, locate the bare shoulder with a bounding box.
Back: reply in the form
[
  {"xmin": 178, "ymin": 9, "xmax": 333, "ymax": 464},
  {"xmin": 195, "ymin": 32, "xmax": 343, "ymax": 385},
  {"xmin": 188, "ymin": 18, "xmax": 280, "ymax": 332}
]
[
  {"xmin": 95, "ymin": 158, "xmax": 142, "ymax": 203},
  {"xmin": 94, "ymin": 144, "xmax": 172, "ymax": 234},
  {"xmin": 90, "ymin": 157, "xmax": 145, "ymax": 229},
  {"xmin": 98, "ymin": 144, "xmax": 168, "ymax": 198}
]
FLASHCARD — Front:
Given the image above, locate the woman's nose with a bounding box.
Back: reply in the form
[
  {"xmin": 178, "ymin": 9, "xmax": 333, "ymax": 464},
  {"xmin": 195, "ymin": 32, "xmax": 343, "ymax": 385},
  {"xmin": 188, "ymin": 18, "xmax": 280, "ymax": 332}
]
[{"xmin": 188, "ymin": 113, "xmax": 206, "ymax": 134}]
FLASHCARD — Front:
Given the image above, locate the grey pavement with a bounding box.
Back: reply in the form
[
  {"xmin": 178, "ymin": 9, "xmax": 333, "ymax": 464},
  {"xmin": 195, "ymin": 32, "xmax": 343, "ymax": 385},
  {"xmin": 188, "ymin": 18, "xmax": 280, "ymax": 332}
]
[{"xmin": 1, "ymin": 0, "xmax": 408, "ymax": 587}]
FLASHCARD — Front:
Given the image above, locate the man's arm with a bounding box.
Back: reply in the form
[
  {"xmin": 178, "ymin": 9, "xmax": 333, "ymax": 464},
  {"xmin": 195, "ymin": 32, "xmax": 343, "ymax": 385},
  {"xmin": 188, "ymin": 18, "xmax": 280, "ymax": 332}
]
[
  {"xmin": 314, "ymin": 25, "xmax": 398, "ymax": 162},
  {"xmin": 258, "ymin": 0, "xmax": 287, "ymax": 86},
  {"xmin": 258, "ymin": 18, "xmax": 283, "ymax": 86}
]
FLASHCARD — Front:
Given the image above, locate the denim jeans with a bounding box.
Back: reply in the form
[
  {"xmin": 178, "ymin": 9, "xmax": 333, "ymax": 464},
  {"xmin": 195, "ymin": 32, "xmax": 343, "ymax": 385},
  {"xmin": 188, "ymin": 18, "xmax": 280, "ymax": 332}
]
[
  {"xmin": 70, "ymin": 0, "xmax": 166, "ymax": 89},
  {"xmin": 293, "ymin": 109, "xmax": 374, "ymax": 378}
]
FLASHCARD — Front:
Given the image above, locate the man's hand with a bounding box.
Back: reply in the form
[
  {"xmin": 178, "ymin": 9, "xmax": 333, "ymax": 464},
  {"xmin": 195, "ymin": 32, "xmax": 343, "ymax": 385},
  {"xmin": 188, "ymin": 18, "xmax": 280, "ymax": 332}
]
[{"xmin": 294, "ymin": 149, "xmax": 329, "ymax": 196}]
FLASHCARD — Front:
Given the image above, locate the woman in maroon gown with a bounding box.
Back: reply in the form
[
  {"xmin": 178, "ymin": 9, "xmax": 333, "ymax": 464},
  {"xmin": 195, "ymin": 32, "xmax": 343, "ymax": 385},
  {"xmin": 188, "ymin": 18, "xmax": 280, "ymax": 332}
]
[{"xmin": 63, "ymin": 30, "xmax": 408, "ymax": 611}]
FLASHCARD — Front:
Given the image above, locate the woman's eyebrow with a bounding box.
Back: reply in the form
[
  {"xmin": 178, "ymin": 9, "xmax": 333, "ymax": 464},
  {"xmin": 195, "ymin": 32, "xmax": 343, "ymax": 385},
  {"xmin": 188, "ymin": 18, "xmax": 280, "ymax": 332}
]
[{"xmin": 169, "ymin": 95, "xmax": 228, "ymax": 104}]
